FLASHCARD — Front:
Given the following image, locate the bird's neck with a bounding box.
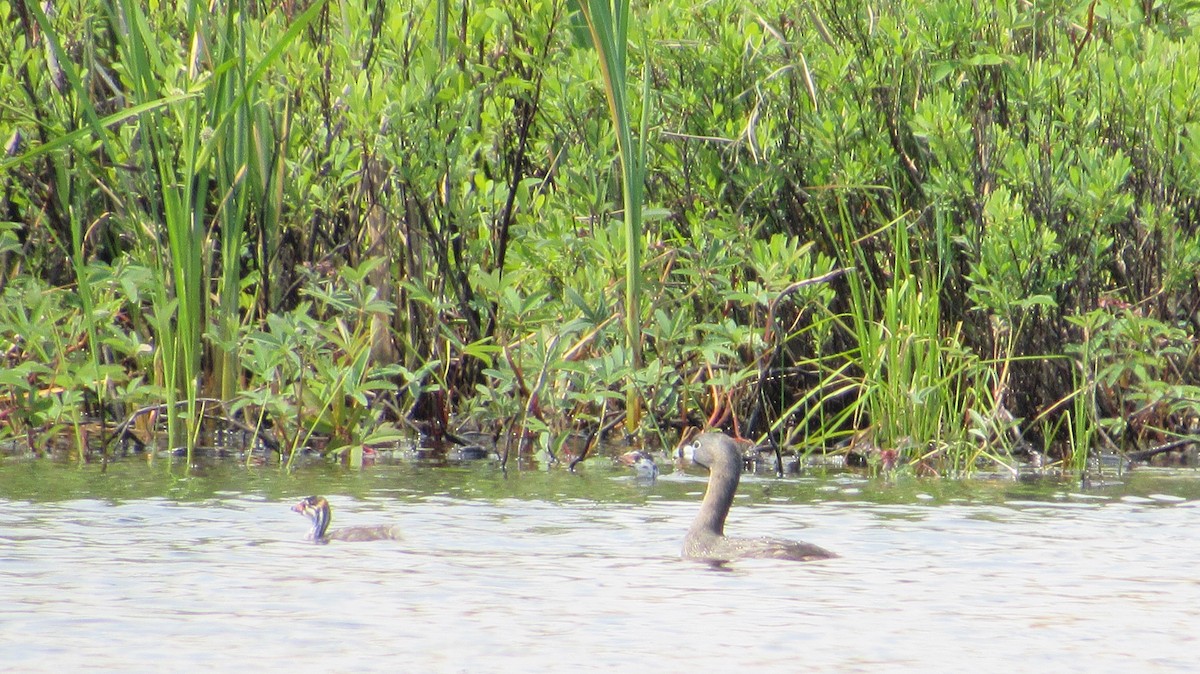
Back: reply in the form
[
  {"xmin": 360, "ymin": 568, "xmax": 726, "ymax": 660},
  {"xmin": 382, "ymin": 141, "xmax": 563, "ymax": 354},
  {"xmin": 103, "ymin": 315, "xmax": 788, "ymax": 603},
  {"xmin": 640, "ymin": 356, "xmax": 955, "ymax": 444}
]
[
  {"xmin": 310, "ymin": 506, "xmax": 331, "ymax": 541},
  {"xmin": 690, "ymin": 462, "xmax": 739, "ymax": 537}
]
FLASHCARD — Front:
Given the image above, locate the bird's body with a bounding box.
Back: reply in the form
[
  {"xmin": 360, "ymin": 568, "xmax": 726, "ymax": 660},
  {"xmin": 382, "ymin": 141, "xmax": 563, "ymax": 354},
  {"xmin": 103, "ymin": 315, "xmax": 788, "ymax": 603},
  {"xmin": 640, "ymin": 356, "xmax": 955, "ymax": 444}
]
[
  {"xmin": 681, "ymin": 433, "xmax": 834, "ymax": 563},
  {"xmin": 291, "ymin": 496, "xmax": 402, "ymax": 544}
]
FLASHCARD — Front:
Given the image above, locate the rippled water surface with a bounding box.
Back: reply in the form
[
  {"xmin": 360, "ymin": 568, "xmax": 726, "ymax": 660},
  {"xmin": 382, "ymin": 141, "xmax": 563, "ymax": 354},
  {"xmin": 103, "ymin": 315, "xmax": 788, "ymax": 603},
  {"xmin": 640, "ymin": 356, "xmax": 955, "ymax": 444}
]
[{"xmin": 2, "ymin": 459, "xmax": 1199, "ymax": 673}]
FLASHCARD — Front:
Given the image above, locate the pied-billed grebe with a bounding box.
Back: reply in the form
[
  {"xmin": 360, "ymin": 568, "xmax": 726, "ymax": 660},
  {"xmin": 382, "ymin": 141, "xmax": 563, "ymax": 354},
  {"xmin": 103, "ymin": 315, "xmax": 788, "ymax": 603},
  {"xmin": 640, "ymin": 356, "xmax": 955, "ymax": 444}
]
[
  {"xmin": 617, "ymin": 449, "xmax": 660, "ymax": 480},
  {"xmin": 291, "ymin": 496, "xmax": 402, "ymax": 544},
  {"xmin": 680, "ymin": 433, "xmax": 834, "ymax": 563}
]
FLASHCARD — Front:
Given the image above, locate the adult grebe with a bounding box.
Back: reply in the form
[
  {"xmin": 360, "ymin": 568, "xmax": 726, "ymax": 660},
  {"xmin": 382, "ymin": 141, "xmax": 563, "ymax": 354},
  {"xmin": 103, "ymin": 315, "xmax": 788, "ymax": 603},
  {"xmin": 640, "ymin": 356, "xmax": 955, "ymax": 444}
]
[
  {"xmin": 291, "ymin": 496, "xmax": 402, "ymax": 544},
  {"xmin": 680, "ymin": 433, "xmax": 834, "ymax": 562}
]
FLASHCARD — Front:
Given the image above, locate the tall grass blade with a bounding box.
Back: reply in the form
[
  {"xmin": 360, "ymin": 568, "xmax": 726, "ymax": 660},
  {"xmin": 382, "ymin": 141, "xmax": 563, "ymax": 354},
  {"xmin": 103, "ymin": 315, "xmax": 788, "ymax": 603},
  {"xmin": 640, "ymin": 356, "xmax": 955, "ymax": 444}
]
[{"xmin": 577, "ymin": 0, "xmax": 647, "ymax": 431}]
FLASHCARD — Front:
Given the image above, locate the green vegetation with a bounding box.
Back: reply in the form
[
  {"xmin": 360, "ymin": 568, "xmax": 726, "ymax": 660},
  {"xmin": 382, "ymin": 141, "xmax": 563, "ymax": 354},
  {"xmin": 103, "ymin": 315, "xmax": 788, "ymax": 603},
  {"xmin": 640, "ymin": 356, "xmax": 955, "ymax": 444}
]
[{"xmin": 1, "ymin": 0, "xmax": 1198, "ymax": 474}]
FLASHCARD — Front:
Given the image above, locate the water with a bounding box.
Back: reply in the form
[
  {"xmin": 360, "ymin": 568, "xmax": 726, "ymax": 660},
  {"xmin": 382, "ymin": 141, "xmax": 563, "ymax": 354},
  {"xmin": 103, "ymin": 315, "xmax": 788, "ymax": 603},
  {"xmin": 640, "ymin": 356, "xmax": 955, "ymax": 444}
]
[{"xmin": 2, "ymin": 459, "xmax": 1199, "ymax": 673}]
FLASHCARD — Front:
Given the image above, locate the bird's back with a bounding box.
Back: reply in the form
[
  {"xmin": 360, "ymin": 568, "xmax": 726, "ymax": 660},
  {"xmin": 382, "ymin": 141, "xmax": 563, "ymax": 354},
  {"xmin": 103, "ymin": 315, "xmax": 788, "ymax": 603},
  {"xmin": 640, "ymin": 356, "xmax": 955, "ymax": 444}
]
[{"xmin": 325, "ymin": 525, "xmax": 403, "ymax": 542}]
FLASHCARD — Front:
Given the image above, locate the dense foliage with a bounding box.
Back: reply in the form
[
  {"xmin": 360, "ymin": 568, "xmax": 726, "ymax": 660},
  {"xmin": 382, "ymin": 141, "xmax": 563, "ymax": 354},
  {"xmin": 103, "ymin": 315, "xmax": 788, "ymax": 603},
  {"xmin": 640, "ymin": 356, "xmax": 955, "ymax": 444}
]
[{"xmin": 1, "ymin": 0, "xmax": 1198, "ymax": 471}]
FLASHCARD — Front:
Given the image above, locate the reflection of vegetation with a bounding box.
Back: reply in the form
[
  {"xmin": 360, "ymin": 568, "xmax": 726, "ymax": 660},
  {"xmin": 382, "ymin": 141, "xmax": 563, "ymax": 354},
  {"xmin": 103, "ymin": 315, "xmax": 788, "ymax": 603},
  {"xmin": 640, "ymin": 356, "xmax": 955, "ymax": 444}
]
[
  {"xmin": 8, "ymin": 456, "xmax": 1200, "ymax": 510},
  {"xmin": 1, "ymin": 1, "xmax": 1198, "ymax": 474}
]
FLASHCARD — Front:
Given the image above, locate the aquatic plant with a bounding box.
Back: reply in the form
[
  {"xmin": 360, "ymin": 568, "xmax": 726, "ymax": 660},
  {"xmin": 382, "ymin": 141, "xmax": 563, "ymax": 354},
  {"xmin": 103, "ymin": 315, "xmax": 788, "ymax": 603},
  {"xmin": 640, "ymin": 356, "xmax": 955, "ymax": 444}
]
[
  {"xmin": 1, "ymin": 0, "xmax": 1198, "ymax": 473},
  {"xmin": 233, "ymin": 259, "xmax": 414, "ymax": 468},
  {"xmin": 576, "ymin": 0, "xmax": 651, "ymax": 431}
]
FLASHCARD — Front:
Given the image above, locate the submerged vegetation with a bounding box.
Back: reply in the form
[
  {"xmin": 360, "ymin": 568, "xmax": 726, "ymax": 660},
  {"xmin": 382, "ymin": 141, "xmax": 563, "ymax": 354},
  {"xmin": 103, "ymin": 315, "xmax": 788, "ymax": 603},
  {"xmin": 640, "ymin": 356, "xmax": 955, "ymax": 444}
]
[{"xmin": 1, "ymin": 0, "xmax": 1198, "ymax": 474}]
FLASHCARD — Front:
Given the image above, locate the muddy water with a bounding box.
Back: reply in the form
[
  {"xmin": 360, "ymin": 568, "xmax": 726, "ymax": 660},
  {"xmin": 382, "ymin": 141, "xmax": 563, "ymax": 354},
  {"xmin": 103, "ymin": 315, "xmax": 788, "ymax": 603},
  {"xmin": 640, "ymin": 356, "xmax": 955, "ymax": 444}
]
[{"xmin": 1, "ymin": 459, "xmax": 1198, "ymax": 673}]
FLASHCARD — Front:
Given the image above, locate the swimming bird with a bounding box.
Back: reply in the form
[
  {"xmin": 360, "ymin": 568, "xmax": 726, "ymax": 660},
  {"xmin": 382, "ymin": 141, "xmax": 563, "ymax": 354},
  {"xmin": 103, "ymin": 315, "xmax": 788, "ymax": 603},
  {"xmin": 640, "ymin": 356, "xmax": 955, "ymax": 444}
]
[
  {"xmin": 617, "ymin": 449, "xmax": 660, "ymax": 480},
  {"xmin": 291, "ymin": 495, "xmax": 402, "ymax": 543},
  {"xmin": 680, "ymin": 433, "xmax": 835, "ymax": 562}
]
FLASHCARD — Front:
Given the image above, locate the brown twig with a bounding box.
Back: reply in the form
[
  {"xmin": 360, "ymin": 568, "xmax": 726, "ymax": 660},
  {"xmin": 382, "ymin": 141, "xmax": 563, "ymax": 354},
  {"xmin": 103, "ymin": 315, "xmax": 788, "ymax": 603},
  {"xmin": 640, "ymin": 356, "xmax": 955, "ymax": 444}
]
[{"xmin": 1126, "ymin": 437, "xmax": 1197, "ymax": 463}]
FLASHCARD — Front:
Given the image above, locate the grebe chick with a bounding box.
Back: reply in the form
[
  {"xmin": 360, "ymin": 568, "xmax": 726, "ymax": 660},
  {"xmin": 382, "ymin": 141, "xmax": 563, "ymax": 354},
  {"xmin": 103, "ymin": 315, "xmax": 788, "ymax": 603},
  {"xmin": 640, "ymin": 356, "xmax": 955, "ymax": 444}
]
[
  {"xmin": 617, "ymin": 450, "xmax": 660, "ymax": 480},
  {"xmin": 291, "ymin": 496, "xmax": 402, "ymax": 544},
  {"xmin": 680, "ymin": 433, "xmax": 834, "ymax": 563}
]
